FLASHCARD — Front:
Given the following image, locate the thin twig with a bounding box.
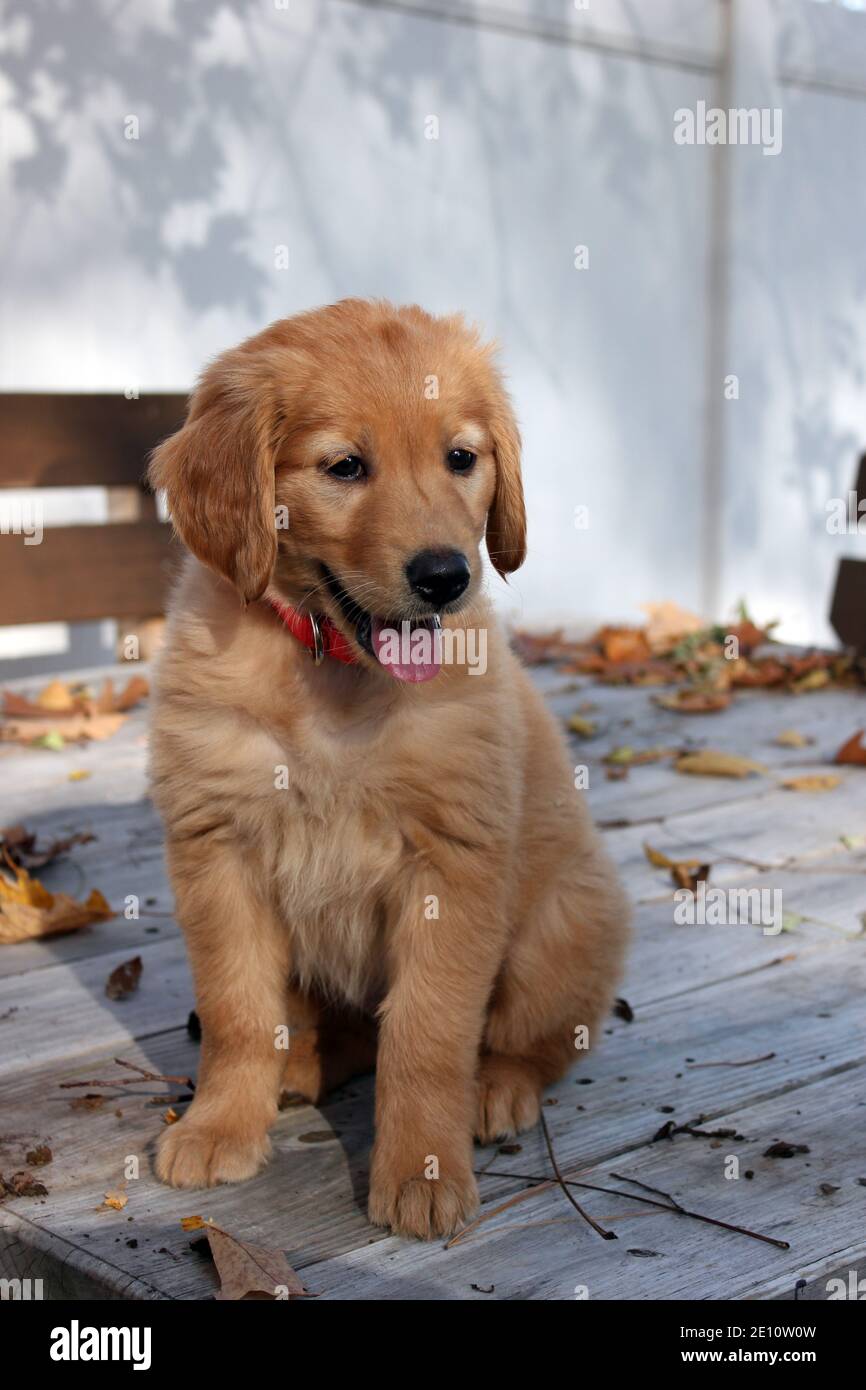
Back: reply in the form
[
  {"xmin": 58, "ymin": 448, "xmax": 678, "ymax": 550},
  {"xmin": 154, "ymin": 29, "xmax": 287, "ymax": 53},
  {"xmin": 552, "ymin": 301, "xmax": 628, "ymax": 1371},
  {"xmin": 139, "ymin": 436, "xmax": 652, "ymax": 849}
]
[
  {"xmin": 610, "ymin": 1171, "xmax": 686, "ymax": 1212},
  {"xmin": 60, "ymin": 1057, "xmax": 196, "ymax": 1091},
  {"xmin": 609, "ymin": 1171, "xmax": 789, "ymax": 1250},
  {"xmin": 687, "ymin": 1053, "xmax": 775, "ymax": 1069},
  {"xmin": 540, "ymin": 1111, "xmax": 617, "ymax": 1240},
  {"xmin": 472, "ymin": 1167, "xmax": 789, "ymax": 1251}
]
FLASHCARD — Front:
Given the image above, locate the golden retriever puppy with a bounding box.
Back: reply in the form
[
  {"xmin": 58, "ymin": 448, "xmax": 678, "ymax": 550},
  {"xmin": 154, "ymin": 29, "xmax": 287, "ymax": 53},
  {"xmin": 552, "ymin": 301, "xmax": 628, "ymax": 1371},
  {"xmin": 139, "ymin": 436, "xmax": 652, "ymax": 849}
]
[{"xmin": 148, "ymin": 298, "xmax": 629, "ymax": 1239}]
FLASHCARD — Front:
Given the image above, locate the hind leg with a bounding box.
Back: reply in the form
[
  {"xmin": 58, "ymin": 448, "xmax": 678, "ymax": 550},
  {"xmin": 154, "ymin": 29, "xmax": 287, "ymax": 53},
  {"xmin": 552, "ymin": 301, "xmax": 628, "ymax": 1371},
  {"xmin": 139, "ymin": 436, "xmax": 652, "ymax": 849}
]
[
  {"xmin": 280, "ymin": 992, "xmax": 377, "ymax": 1107},
  {"xmin": 475, "ymin": 857, "xmax": 629, "ymax": 1143}
]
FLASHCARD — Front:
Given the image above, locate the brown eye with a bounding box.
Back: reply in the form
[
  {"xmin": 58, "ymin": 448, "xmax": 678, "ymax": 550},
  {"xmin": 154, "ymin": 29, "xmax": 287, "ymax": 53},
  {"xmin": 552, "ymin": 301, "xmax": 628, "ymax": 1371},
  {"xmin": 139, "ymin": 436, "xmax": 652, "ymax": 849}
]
[
  {"xmin": 327, "ymin": 455, "xmax": 366, "ymax": 481},
  {"xmin": 447, "ymin": 448, "xmax": 476, "ymax": 473}
]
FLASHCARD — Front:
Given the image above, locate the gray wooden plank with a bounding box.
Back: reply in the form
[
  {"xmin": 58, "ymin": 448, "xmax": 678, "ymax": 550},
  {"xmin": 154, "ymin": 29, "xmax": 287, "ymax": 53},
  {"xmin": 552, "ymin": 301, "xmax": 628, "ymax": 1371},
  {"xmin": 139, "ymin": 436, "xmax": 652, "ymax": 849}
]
[
  {"xmin": 1, "ymin": 933, "xmax": 864, "ymax": 1299},
  {"xmin": 0, "ymin": 937, "xmax": 193, "ymax": 1077},
  {"xmin": 303, "ymin": 1062, "xmax": 866, "ymax": 1301}
]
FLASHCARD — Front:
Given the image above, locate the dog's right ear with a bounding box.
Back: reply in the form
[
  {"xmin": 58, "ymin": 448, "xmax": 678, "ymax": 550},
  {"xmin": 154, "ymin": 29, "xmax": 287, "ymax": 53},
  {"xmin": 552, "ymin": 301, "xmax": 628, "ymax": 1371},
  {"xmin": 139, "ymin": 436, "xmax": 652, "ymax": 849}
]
[{"xmin": 149, "ymin": 360, "xmax": 278, "ymax": 603}]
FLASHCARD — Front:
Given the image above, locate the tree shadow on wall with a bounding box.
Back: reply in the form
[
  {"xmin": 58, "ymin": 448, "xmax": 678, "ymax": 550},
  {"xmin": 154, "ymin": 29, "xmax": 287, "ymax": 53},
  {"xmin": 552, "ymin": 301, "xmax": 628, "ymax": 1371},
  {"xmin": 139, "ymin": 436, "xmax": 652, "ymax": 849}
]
[{"xmin": 2, "ymin": 0, "xmax": 273, "ymax": 316}]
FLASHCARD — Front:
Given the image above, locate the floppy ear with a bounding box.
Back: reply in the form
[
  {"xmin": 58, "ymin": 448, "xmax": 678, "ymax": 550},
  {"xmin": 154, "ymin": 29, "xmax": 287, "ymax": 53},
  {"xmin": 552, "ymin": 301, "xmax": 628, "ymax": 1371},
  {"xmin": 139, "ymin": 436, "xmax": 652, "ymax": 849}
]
[
  {"xmin": 486, "ymin": 395, "xmax": 527, "ymax": 577},
  {"xmin": 149, "ymin": 361, "xmax": 277, "ymax": 603}
]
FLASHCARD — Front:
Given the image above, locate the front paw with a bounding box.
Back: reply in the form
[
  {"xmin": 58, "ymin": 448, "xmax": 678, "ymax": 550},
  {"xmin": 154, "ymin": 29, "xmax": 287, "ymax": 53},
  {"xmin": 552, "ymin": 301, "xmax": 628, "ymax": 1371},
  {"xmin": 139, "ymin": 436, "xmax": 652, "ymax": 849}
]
[
  {"xmin": 155, "ymin": 1113, "xmax": 272, "ymax": 1188},
  {"xmin": 368, "ymin": 1162, "xmax": 479, "ymax": 1239}
]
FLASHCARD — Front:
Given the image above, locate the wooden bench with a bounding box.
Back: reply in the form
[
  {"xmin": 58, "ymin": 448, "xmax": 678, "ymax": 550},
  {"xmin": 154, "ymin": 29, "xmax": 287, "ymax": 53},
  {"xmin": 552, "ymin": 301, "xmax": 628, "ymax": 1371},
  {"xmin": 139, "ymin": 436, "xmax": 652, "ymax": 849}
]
[{"xmin": 0, "ymin": 393, "xmax": 186, "ymax": 634}]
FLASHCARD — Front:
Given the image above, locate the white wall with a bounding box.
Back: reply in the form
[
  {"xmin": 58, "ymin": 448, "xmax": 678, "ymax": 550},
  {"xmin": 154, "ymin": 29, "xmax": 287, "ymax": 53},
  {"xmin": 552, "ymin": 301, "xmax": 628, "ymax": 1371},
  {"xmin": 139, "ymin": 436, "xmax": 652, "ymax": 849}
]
[{"xmin": 1, "ymin": 0, "xmax": 865, "ymax": 656}]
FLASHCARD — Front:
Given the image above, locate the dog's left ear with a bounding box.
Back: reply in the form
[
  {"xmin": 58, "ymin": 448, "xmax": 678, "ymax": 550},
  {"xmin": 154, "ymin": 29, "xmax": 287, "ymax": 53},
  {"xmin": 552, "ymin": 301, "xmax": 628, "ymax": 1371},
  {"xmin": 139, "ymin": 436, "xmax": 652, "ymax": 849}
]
[
  {"xmin": 486, "ymin": 395, "xmax": 527, "ymax": 577},
  {"xmin": 149, "ymin": 359, "xmax": 278, "ymax": 603}
]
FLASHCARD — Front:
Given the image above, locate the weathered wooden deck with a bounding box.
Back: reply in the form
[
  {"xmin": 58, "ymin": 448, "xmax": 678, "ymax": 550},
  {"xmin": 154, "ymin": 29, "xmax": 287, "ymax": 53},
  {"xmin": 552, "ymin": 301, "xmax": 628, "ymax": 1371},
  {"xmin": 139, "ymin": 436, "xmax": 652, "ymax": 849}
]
[{"xmin": 1, "ymin": 660, "xmax": 865, "ymax": 1301}]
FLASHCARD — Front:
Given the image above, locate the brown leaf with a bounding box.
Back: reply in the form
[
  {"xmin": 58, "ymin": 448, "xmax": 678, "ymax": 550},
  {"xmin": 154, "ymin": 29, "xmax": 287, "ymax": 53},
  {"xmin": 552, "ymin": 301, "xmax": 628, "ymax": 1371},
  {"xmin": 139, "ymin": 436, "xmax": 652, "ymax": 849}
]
[
  {"xmin": 672, "ymin": 862, "xmax": 711, "ymax": 891},
  {"xmin": 643, "ymin": 843, "xmax": 710, "ymax": 892},
  {"xmin": 1, "ymin": 1170, "xmax": 48, "ymax": 1198},
  {"xmin": 597, "ymin": 626, "xmax": 652, "ymax": 665},
  {"xmin": 0, "ymin": 860, "xmax": 113, "ymax": 945},
  {"xmin": 675, "ymin": 750, "xmax": 767, "ymax": 779},
  {"xmin": 2, "ymin": 675, "xmax": 148, "ymax": 719},
  {"xmin": 732, "ymin": 659, "xmax": 788, "ymax": 688},
  {"xmin": 0, "ymin": 713, "xmax": 126, "ymax": 747},
  {"xmin": 835, "ymin": 730, "xmax": 866, "ymax": 766},
  {"xmin": 654, "ymin": 689, "xmax": 731, "ymax": 714},
  {"xmin": 203, "ymin": 1223, "xmax": 307, "ymax": 1301},
  {"xmin": 105, "ymin": 956, "xmax": 143, "ymax": 1001},
  {"xmin": 0, "ymin": 825, "xmax": 95, "ymax": 872},
  {"xmin": 0, "ymin": 675, "xmax": 148, "ymax": 747},
  {"xmin": 781, "ymin": 775, "xmax": 841, "ymax": 793},
  {"xmin": 25, "ymin": 1145, "xmax": 52, "ymax": 1167}
]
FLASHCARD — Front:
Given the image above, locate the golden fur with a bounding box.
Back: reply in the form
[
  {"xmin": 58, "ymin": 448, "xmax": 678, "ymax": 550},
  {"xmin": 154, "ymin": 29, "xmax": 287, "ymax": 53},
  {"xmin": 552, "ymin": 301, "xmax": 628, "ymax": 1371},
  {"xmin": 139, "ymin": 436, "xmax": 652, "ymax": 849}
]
[{"xmin": 148, "ymin": 299, "xmax": 630, "ymax": 1239}]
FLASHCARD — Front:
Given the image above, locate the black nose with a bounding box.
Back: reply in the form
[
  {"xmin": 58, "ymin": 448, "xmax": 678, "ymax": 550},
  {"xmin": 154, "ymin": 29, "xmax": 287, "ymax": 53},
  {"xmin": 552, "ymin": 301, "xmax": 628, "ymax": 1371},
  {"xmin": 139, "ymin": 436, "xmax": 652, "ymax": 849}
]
[{"xmin": 405, "ymin": 548, "xmax": 470, "ymax": 608}]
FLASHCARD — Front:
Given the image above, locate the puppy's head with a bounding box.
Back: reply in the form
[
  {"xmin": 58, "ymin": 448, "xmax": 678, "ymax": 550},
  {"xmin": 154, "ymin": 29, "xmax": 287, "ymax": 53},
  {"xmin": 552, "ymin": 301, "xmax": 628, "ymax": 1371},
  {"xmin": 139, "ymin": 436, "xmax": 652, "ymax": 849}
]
[{"xmin": 150, "ymin": 299, "xmax": 525, "ymax": 677}]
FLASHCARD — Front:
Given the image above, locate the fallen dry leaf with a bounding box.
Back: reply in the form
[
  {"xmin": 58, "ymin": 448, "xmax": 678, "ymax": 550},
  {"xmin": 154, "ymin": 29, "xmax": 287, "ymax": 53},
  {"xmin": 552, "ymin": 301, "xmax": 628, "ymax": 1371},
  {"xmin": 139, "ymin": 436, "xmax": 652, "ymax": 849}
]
[
  {"xmin": 640, "ymin": 601, "xmax": 706, "ymax": 654},
  {"xmin": 101, "ymin": 1192, "xmax": 128, "ymax": 1212},
  {"xmin": 774, "ymin": 730, "xmax": 813, "ymax": 748},
  {"xmin": 181, "ymin": 1215, "xmax": 207, "ymax": 1231},
  {"xmin": 37, "ymin": 679, "xmax": 76, "ymax": 712},
  {"xmin": 655, "ymin": 689, "xmax": 732, "ymax": 714},
  {"xmin": 598, "ymin": 626, "xmax": 653, "ymax": 665},
  {"xmin": 206, "ymin": 1224, "xmax": 307, "ymax": 1301},
  {"xmin": 567, "ymin": 714, "xmax": 597, "ymax": 737},
  {"xmin": 105, "ymin": 956, "xmax": 143, "ymax": 1001},
  {"xmin": 790, "ymin": 668, "xmax": 831, "ymax": 694},
  {"xmin": 1, "ymin": 1171, "xmax": 48, "ymax": 1199},
  {"xmin": 0, "ymin": 825, "xmax": 95, "ymax": 872},
  {"xmin": 835, "ymin": 730, "xmax": 866, "ymax": 766},
  {"xmin": 163, "ymin": 1108, "xmax": 179, "ymax": 1125},
  {"xmin": 0, "ymin": 860, "xmax": 112, "ymax": 945},
  {"xmin": 781, "ymin": 775, "xmax": 842, "ymax": 793},
  {"xmin": 2, "ymin": 675, "xmax": 149, "ymax": 720},
  {"xmin": 675, "ymin": 750, "xmax": 767, "ymax": 779},
  {"xmin": 25, "ymin": 1145, "xmax": 52, "ymax": 1167},
  {"xmin": 643, "ymin": 843, "xmax": 710, "ymax": 892},
  {"xmin": 0, "ymin": 675, "xmax": 148, "ymax": 748},
  {"xmin": 604, "ymin": 745, "xmax": 673, "ymax": 766},
  {"xmin": 0, "ymin": 713, "xmax": 126, "ymax": 747}
]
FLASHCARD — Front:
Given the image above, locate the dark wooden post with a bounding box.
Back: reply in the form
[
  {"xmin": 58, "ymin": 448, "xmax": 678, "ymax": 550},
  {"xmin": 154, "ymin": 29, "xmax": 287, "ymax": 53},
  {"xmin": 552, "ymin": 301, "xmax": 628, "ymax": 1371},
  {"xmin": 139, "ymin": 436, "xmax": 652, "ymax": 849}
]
[{"xmin": 830, "ymin": 453, "xmax": 866, "ymax": 658}]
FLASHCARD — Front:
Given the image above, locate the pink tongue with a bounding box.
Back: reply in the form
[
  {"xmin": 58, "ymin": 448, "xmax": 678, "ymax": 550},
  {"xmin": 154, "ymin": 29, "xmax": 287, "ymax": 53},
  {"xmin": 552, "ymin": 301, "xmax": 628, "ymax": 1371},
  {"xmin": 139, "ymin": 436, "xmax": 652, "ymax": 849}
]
[{"xmin": 371, "ymin": 618, "xmax": 442, "ymax": 682}]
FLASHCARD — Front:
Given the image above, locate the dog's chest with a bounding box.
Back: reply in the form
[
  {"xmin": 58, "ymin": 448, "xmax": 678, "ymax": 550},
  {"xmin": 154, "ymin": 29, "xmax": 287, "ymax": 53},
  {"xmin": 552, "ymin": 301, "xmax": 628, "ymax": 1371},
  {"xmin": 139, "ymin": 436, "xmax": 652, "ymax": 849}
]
[{"xmin": 255, "ymin": 728, "xmax": 407, "ymax": 1007}]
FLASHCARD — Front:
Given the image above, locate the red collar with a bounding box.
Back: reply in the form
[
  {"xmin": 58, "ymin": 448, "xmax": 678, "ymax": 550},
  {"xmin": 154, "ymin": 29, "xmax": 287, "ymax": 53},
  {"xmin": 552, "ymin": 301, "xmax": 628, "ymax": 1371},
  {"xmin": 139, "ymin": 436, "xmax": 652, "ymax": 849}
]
[{"xmin": 268, "ymin": 597, "xmax": 358, "ymax": 666}]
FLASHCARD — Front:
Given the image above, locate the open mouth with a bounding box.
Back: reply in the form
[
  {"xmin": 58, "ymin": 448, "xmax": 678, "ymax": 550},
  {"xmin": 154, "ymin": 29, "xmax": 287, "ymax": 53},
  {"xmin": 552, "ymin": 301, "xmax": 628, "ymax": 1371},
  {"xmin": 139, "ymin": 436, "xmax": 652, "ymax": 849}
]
[{"xmin": 320, "ymin": 564, "xmax": 443, "ymax": 683}]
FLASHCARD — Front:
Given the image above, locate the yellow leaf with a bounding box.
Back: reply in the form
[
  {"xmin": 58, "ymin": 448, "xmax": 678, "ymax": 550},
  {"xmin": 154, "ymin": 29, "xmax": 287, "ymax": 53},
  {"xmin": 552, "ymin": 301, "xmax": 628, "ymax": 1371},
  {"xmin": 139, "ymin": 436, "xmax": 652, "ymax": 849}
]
[
  {"xmin": 781, "ymin": 775, "xmax": 841, "ymax": 792},
  {"xmin": 101, "ymin": 1192, "xmax": 128, "ymax": 1211},
  {"xmin": 791, "ymin": 669, "xmax": 830, "ymax": 693},
  {"xmin": 0, "ymin": 860, "xmax": 54, "ymax": 909},
  {"xmin": 0, "ymin": 863, "xmax": 113, "ymax": 945},
  {"xmin": 567, "ymin": 714, "xmax": 598, "ymax": 737},
  {"xmin": 774, "ymin": 730, "xmax": 812, "ymax": 748},
  {"xmin": 164, "ymin": 1108, "xmax": 179, "ymax": 1125},
  {"xmin": 68, "ymin": 770, "xmax": 91, "ymax": 781},
  {"xmin": 180, "ymin": 1215, "xmax": 207, "ymax": 1232},
  {"xmin": 36, "ymin": 679, "xmax": 75, "ymax": 712},
  {"xmin": 675, "ymin": 750, "xmax": 767, "ymax": 779}
]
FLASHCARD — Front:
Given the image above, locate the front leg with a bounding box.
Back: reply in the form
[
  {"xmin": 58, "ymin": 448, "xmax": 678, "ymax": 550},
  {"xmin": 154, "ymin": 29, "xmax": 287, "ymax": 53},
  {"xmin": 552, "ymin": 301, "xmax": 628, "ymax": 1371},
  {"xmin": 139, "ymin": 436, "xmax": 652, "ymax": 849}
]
[
  {"xmin": 156, "ymin": 835, "xmax": 292, "ymax": 1188},
  {"xmin": 369, "ymin": 854, "xmax": 508, "ymax": 1239}
]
